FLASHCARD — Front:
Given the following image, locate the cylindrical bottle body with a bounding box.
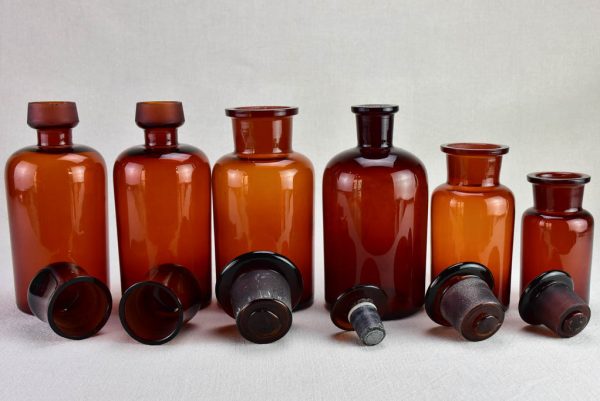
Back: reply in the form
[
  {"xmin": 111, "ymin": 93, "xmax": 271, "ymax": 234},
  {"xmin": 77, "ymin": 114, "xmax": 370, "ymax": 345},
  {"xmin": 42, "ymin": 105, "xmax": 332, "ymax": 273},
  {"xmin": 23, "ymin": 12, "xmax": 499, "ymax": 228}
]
[
  {"xmin": 520, "ymin": 173, "xmax": 593, "ymax": 302},
  {"xmin": 431, "ymin": 145, "xmax": 514, "ymax": 308},
  {"xmin": 114, "ymin": 145, "xmax": 212, "ymax": 307},
  {"xmin": 213, "ymin": 153, "xmax": 314, "ymax": 309},
  {"xmin": 6, "ymin": 146, "xmax": 108, "ymax": 313},
  {"xmin": 323, "ymin": 148, "xmax": 428, "ymax": 318}
]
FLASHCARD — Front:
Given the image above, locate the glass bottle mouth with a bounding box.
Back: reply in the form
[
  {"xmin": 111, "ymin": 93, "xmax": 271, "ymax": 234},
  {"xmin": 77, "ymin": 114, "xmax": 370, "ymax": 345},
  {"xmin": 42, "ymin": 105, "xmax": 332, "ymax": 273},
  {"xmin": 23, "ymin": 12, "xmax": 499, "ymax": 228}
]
[
  {"xmin": 225, "ymin": 106, "xmax": 298, "ymax": 118},
  {"xmin": 441, "ymin": 143, "xmax": 509, "ymax": 156},
  {"xmin": 351, "ymin": 104, "xmax": 399, "ymax": 114},
  {"xmin": 527, "ymin": 172, "xmax": 591, "ymax": 185}
]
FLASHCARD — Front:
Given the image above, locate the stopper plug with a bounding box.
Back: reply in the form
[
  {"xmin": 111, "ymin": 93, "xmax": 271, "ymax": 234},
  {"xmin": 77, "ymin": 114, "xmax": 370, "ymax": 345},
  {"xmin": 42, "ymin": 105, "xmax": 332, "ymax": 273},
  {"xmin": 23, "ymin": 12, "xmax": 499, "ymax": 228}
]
[
  {"xmin": 331, "ymin": 285, "xmax": 387, "ymax": 346},
  {"xmin": 216, "ymin": 252, "xmax": 303, "ymax": 344},
  {"xmin": 519, "ymin": 271, "xmax": 591, "ymax": 338},
  {"xmin": 425, "ymin": 262, "xmax": 504, "ymax": 341}
]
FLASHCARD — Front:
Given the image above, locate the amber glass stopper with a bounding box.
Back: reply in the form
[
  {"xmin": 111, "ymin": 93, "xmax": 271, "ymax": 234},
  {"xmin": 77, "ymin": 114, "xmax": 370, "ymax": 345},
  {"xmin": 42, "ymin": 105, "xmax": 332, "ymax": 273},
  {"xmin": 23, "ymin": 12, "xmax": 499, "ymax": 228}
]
[
  {"xmin": 27, "ymin": 101, "xmax": 79, "ymax": 129},
  {"xmin": 216, "ymin": 251, "xmax": 303, "ymax": 344},
  {"xmin": 519, "ymin": 270, "xmax": 591, "ymax": 338},
  {"xmin": 425, "ymin": 262, "xmax": 504, "ymax": 341},
  {"xmin": 330, "ymin": 285, "xmax": 387, "ymax": 346},
  {"xmin": 28, "ymin": 262, "xmax": 111, "ymax": 340},
  {"xmin": 135, "ymin": 101, "xmax": 184, "ymax": 128},
  {"xmin": 119, "ymin": 264, "xmax": 202, "ymax": 345}
]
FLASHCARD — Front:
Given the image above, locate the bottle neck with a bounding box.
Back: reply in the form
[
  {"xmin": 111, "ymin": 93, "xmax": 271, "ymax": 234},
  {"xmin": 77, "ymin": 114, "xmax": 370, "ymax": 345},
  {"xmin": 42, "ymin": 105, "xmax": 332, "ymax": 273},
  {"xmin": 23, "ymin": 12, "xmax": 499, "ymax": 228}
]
[
  {"xmin": 37, "ymin": 129, "xmax": 73, "ymax": 148},
  {"xmin": 356, "ymin": 114, "xmax": 394, "ymax": 148},
  {"xmin": 144, "ymin": 128, "xmax": 178, "ymax": 148},
  {"xmin": 232, "ymin": 116, "xmax": 293, "ymax": 157},
  {"xmin": 533, "ymin": 184, "xmax": 584, "ymax": 213},
  {"xmin": 446, "ymin": 154, "xmax": 502, "ymax": 187}
]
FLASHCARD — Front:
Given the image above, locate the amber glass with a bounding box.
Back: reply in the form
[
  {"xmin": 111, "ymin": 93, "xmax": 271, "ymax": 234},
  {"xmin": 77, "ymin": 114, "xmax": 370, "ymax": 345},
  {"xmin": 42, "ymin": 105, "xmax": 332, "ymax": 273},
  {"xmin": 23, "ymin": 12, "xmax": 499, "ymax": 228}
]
[
  {"xmin": 114, "ymin": 102, "xmax": 211, "ymax": 307},
  {"xmin": 521, "ymin": 172, "xmax": 593, "ymax": 302},
  {"xmin": 5, "ymin": 102, "xmax": 108, "ymax": 314},
  {"xmin": 323, "ymin": 105, "xmax": 428, "ymax": 319},
  {"xmin": 431, "ymin": 143, "xmax": 514, "ymax": 308},
  {"xmin": 213, "ymin": 106, "xmax": 314, "ymax": 309}
]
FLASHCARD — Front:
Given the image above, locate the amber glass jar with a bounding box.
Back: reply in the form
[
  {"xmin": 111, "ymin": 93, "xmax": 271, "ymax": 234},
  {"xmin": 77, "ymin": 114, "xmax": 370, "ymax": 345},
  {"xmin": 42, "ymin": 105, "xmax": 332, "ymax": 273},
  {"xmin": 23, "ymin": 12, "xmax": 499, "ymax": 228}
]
[
  {"xmin": 213, "ymin": 106, "xmax": 314, "ymax": 309},
  {"xmin": 521, "ymin": 172, "xmax": 593, "ymax": 301},
  {"xmin": 431, "ymin": 143, "xmax": 514, "ymax": 308},
  {"xmin": 323, "ymin": 105, "xmax": 428, "ymax": 319},
  {"xmin": 114, "ymin": 101, "xmax": 211, "ymax": 307},
  {"xmin": 5, "ymin": 102, "xmax": 109, "ymax": 314}
]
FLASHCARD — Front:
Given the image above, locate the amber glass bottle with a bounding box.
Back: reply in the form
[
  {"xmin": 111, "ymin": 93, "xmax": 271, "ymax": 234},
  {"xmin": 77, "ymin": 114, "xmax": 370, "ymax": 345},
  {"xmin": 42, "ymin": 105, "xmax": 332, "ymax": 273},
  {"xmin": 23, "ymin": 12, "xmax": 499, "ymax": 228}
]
[
  {"xmin": 431, "ymin": 143, "xmax": 514, "ymax": 308},
  {"xmin": 521, "ymin": 172, "xmax": 593, "ymax": 301},
  {"xmin": 6, "ymin": 102, "xmax": 108, "ymax": 314},
  {"xmin": 114, "ymin": 101, "xmax": 211, "ymax": 308},
  {"xmin": 213, "ymin": 106, "xmax": 314, "ymax": 309},
  {"xmin": 323, "ymin": 105, "xmax": 428, "ymax": 319}
]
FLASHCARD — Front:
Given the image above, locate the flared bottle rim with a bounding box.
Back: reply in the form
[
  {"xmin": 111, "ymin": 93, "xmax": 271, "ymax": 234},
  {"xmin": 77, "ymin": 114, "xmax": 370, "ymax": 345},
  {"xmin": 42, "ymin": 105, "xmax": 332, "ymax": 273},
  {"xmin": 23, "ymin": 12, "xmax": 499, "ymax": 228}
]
[
  {"xmin": 441, "ymin": 143, "xmax": 509, "ymax": 156},
  {"xmin": 27, "ymin": 101, "xmax": 79, "ymax": 129},
  {"xmin": 527, "ymin": 171, "xmax": 591, "ymax": 185},
  {"xmin": 225, "ymin": 106, "xmax": 298, "ymax": 118},
  {"xmin": 351, "ymin": 104, "xmax": 399, "ymax": 114},
  {"xmin": 135, "ymin": 101, "xmax": 184, "ymax": 128}
]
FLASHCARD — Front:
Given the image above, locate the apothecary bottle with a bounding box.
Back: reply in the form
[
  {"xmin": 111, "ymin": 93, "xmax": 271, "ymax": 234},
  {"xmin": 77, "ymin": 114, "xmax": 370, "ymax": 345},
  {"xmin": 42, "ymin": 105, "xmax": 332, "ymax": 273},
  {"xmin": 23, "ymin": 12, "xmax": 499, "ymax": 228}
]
[
  {"xmin": 213, "ymin": 106, "xmax": 314, "ymax": 309},
  {"xmin": 521, "ymin": 172, "xmax": 593, "ymax": 301},
  {"xmin": 114, "ymin": 101, "xmax": 212, "ymax": 307},
  {"xmin": 5, "ymin": 102, "xmax": 109, "ymax": 313},
  {"xmin": 431, "ymin": 143, "xmax": 514, "ymax": 308},
  {"xmin": 323, "ymin": 105, "xmax": 428, "ymax": 318}
]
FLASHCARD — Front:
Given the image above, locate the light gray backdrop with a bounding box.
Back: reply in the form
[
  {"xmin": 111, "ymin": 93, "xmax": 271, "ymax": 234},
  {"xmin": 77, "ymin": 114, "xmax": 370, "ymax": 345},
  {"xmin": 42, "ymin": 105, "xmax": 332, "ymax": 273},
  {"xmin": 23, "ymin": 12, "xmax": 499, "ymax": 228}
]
[{"xmin": 1, "ymin": 1, "xmax": 599, "ymax": 400}]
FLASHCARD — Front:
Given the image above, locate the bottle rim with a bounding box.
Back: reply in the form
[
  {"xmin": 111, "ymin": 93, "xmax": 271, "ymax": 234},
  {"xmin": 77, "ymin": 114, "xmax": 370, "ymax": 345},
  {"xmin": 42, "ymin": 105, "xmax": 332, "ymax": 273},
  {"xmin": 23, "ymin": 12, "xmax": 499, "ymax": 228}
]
[
  {"xmin": 441, "ymin": 143, "xmax": 509, "ymax": 156},
  {"xmin": 527, "ymin": 171, "xmax": 591, "ymax": 185},
  {"xmin": 225, "ymin": 106, "xmax": 298, "ymax": 118}
]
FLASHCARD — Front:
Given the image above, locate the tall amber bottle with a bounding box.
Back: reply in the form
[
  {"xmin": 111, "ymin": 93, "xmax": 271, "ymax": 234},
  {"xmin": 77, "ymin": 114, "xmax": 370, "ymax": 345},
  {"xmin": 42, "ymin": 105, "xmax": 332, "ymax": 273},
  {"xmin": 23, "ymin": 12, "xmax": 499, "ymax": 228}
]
[
  {"xmin": 213, "ymin": 106, "xmax": 314, "ymax": 309},
  {"xmin": 5, "ymin": 102, "xmax": 109, "ymax": 314},
  {"xmin": 114, "ymin": 102, "xmax": 211, "ymax": 308},
  {"xmin": 431, "ymin": 143, "xmax": 515, "ymax": 308},
  {"xmin": 323, "ymin": 105, "xmax": 428, "ymax": 319},
  {"xmin": 521, "ymin": 172, "xmax": 593, "ymax": 301}
]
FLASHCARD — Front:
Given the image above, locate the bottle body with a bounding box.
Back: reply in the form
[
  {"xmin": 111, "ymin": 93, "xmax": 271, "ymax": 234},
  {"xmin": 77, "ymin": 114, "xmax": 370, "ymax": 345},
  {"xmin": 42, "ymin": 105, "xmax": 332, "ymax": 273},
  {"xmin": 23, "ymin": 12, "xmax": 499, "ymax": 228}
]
[
  {"xmin": 213, "ymin": 107, "xmax": 314, "ymax": 309},
  {"xmin": 431, "ymin": 144, "xmax": 514, "ymax": 308},
  {"xmin": 520, "ymin": 172, "xmax": 593, "ymax": 302},
  {"xmin": 114, "ymin": 144, "xmax": 212, "ymax": 307},
  {"xmin": 6, "ymin": 144, "xmax": 108, "ymax": 314},
  {"xmin": 323, "ymin": 147, "xmax": 428, "ymax": 318}
]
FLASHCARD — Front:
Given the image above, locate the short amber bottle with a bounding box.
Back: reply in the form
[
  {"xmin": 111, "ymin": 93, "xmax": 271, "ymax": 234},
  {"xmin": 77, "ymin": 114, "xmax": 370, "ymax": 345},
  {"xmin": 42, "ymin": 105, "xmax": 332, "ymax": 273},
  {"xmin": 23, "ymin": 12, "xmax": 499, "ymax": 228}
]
[
  {"xmin": 323, "ymin": 105, "xmax": 428, "ymax": 326},
  {"xmin": 114, "ymin": 102, "xmax": 211, "ymax": 344},
  {"xmin": 431, "ymin": 143, "xmax": 515, "ymax": 308},
  {"xmin": 213, "ymin": 106, "xmax": 314, "ymax": 310},
  {"xmin": 521, "ymin": 172, "xmax": 593, "ymax": 301},
  {"xmin": 6, "ymin": 102, "xmax": 109, "ymax": 314}
]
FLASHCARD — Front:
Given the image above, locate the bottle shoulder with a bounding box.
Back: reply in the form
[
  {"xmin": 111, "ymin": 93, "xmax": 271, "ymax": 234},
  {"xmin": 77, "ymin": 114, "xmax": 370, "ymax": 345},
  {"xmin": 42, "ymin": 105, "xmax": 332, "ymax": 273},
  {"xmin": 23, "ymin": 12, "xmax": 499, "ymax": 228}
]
[
  {"xmin": 115, "ymin": 144, "xmax": 209, "ymax": 166},
  {"xmin": 6, "ymin": 144, "xmax": 105, "ymax": 171},
  {"xmin": 433, "ymin": 183, "xmax": 514, "ymax": 198},
  {"xmin": 214, "ymin": 152, "xmax": 314, "ymax": 172},
  {"xmin": 325, "ymin": 147, "xmax": 427, "ymax": 174},
  {"xmin": 523, "ymin": 207, "xmax": 594, "ymax": 223}
]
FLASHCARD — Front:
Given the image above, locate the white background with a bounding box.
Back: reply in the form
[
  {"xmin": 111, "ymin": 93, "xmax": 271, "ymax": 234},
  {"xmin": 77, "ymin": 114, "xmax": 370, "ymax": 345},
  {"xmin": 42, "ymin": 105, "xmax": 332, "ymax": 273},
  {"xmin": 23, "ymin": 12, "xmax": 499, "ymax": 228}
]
[{"xmin": 1, "ymin": 1, "xmax": 599, "ymax": 400}]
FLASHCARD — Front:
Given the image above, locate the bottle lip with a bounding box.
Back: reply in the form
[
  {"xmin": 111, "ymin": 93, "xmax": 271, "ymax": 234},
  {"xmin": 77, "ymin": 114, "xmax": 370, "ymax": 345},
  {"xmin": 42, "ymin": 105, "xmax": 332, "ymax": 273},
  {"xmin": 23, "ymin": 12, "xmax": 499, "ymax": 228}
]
[
  {"xmin": 135, "ymin": 101, "xmax": 184, "ymax": 128},
  {"xmin": 27, "ymin": 101, "xmax": 79, "ymax": 129},
  {"xmin": 527, "ymin": 172, "xmax": 591, "ymax": 185},
  {"xmin": 225, "ymin": 106, "xmax": 298, "ymax": 118},
  {"xmin": 441, "ymin": 143, "xmax": 509, "ymax": 156},
  {"xmin": 351, "ymin": 104, "xmax": 399, "ymax": 114}
]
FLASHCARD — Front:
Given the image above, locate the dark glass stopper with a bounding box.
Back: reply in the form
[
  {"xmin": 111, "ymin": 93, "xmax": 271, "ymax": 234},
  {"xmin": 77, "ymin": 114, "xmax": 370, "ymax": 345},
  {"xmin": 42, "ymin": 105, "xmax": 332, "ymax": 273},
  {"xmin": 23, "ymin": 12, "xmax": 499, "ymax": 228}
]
[
  {"xmin": 119, "ymin": 264, "xmax": 202, "ymax": 345},
  {"xmin": 28, "ymin": 262, "xmax": 112, "ymax": 340},
  {"xmin": 425, "ymin": 262, "xmax": 504, "ymax": 341},
  {"xmin": 216, "ymin": 251, "xmax": 303, "ymax": 344},
  {"xmin": 519, "ymin": 270, "xmax": 591, "ymax": 338},
  {"xmin": 330, "ymin": 285, "xmax": 387, "ymax": 346}
]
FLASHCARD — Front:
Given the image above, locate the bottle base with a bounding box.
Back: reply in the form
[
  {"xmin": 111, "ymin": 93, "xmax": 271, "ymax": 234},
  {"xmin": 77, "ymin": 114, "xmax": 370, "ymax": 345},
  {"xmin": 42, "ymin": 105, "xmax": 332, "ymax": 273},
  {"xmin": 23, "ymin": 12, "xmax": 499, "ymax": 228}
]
[{"xmin": 293, "ymin": 297, "xmax": 314, "ymax": 311}]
